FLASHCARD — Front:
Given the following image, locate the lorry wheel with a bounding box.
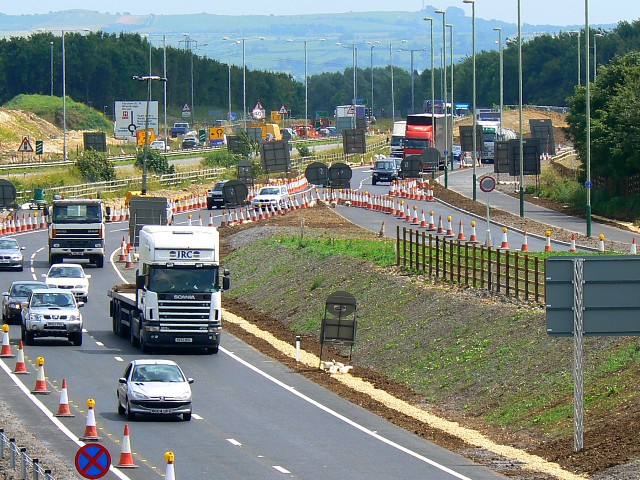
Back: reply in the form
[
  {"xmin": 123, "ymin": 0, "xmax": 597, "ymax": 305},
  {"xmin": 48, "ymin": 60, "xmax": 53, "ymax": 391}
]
[
  {"xmin": 130, "ymin": 322, "xmax": 139, "ymax": 347},
  {"xmin": 95, "ymin": 255, "xmax": 104, "ymax": 268}
]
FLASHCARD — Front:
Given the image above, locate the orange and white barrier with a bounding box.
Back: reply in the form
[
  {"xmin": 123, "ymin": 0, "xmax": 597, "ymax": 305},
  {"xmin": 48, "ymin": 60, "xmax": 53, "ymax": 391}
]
[
  {"xmin": 500, "ymin": 227, "xmax": 510, "ymax": 250},
  {"xmin": 521, "ymin": 230, "xmax": 529, "ymax": 252},
  {"xmin": 545, "ymin": 230, "xmax": 553, "ymax": 252},
  {"xmin": 469, "ymin": 221, "xmax": 478, "ymax": 243},
  {"xmin": 569, "ymin": 233, "xmax": 577, "ymax": 253},
  {"xmin": 164, "ymin": 452, "xmax": 176, "ymax": 480},
  {"xmin": 598, "ymin": 234, "xmax": 605, "ymax": 253},
  {"xmin": 0, "ymin": 324, "xmax": 13, "ymax": 357},
  {"xmin": 632, "ymin": 238, "xmax": 637, "ymax": 255},
  {"xmin": 457, "ymin": 220, "xmax": 466, "ymax": 241},
  {"xmin": 445, "ymin": 216, "xmax": 454, "ymax": 237}
]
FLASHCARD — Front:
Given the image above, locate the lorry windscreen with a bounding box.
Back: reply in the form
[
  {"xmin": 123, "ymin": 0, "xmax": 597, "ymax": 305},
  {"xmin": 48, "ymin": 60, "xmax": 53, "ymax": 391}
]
[
  {"xmin": 149, "ymin": 266, "xmax": 219, "ymax": 293},
  {"xmin": 404, "ymin": 138, "xmax": 431, "ymax": 149},
  {"xmin": 52, "ymin": 205, "xmax": 102, "ymax": 223}
]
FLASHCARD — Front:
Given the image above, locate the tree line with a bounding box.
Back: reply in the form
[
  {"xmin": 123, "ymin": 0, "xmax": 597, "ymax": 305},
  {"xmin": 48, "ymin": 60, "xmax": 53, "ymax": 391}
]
[{"xmin": 0, "ymin": 21, "xmax": 639, "ymax": 123}]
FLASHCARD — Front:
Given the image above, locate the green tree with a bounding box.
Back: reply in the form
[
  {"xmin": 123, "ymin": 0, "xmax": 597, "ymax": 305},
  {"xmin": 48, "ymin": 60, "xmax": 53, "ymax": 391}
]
[
  {"xmin": 75, "ymin": 150, "xmax": 116, "ymax": 181},
  {"xmin": 135, "ymin": 148, "xmax": 175, "ymax": 174}
]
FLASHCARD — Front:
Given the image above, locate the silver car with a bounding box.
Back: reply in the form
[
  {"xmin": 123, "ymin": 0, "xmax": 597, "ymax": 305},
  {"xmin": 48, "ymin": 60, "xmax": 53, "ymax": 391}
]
[
  {"xmin": 2, "ymin": 281, "xmax": 49, "ymax": 324},
  {"xmin": 117, "ymin": 359, "xmax": 193, "ymax": 421},
  {"xmin": 20, "ymin": 289, "xmax": 83, "ymax": 346},
  {"xmin": 0, "ymin": 238, "xmax": 25, "ymax": 271}
]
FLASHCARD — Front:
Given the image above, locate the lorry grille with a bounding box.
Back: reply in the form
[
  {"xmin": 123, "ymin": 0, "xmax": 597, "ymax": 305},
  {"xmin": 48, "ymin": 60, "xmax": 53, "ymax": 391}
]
[
  {"xmin": 157, "ymin": 298, "xmax": 216, "ymax": 326},
  {"xmin": 52, "ymin": 228, "xmax": 101, "ymax": 240}
]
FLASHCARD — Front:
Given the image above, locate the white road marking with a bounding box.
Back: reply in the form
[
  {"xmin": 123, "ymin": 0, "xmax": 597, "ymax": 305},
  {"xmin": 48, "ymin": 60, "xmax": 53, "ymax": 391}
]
[
  {"xmin": 227, "ymin": 438, "xmax": 242, "ymax": 446},
  {"xmin": 192, "ymin": 413, "xmax": 203, "ymax": 420},
  {"xmin": 114, "ymin": 356, "xmax": 124, "ymax": 362},
  {"xmin": 273, "ymin": 466, "xmax": 291, "ymax": 474},
  {"xmin": 95, "ymin": 341, "xmax": 104, "ymax": 346}
]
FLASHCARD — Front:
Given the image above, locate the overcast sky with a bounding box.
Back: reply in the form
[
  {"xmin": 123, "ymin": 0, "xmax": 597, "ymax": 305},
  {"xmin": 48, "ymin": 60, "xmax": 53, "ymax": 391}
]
[{"xmin": 4, "ymin": 1, "xmax": 639, "ymax": 26}]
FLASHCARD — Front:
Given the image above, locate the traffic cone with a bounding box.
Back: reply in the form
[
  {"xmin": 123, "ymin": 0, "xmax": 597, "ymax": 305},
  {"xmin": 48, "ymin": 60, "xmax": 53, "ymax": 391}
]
[
  {"xmin": 80, "ymin": 399, "xmax": 101, "ymax": 441},
  {"xmin": 521, "ymin": 230, "xmax": 529, "ymax": 252},
  {"xmin": 404, "ymin": 205, "xmax": 412, "ymax": 222},
  {"xmin": 12, "ymin": 341, "xmax": 29, "ymax": 374},
  {"xmin": 427, "ymin": 211, "xmax": 436, "ymax": 231},
  {"xmin": 198, "ymin": 214, "xmax": 203, "ymax": 226},
  {"xmin": 0, "ymin": 324, "xmax": 14, "ymax": 357},
  {"xmin": 220, "ymin": 210, "xmax": 227, "ymax": 227},
  {"xmin": 436, "ymin": 215, "xmax": 444, "ymax": 234},
  {"xmin": 165, "ymin": 452, "xmax": 176, "ymax": 480},
  {"xmin": 598, "ymin": 234, "xmax": 605, "ymax": 253},
  {"xmin": 55, "ymin": 378, "xmax": 75, "ymax": 417},
  {"xmin": 208, "ymin": 213, "xmax": 214, "ymax": 227},
  {"xmin": 457, "ymin": 220, "xmax": 466, "ymax": 241},
  {"xmin": 411, "ymin": 206, "xmax": 419, "ymax": 225},
  {"xmin": 119, "ymin": 237, "xmax": 127, "ymax": 262},
  {"xmin": 40, "ymin": 213, "xmax": 47, "ymax": 229},
  {"xmin": 500, "ymin": 227, "xmax": 510, "ymax": 249},
  {"xmin": 31, "ymin": 356, "xmax": 50, "ymax": 395},
  {"xmin": 187, "ymin": 214, "xmax": 192, "ymax": 226},
  {"xmin": 378, "ymin": 221, "xmax": 386, "ymax": 238},
  {"xmin": 125, "ymin": 251, "xmax": 134, "ymax": 269},
  {"xmin": 469, "ymin": 221, "xmax": 478, "ymax": 243},
  {"xmin": 569, "ymin": 233, "xmax": 577, "ymax": 253},
  {"xmin": 419, "ymin": 209, "xmax": 427, "ymax": 228},
  {"xmin": 445, "ymin": 216, "xmax": 455, "ymax": 237},
  {"xmin": 632, "ymin": 238, "xmax": 637, "ymax": 255},
  {"xmin": 116, "ymin": 424, "xmax": 138, "ymax": 468},
  {"xmin": 545, "ymin": 230, "xmax": 553, "ymax": 252}
]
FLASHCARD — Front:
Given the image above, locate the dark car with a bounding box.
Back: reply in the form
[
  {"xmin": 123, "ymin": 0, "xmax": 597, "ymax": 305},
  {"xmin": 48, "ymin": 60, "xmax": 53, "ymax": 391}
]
[
  {"xmin": 2, "ymin": 281, "xmax": 49, "ymax": 324},
  {"xmin": 206, "ymin": 180, "xmax": 229, "ymax": 210},
  {"xmin": 182, "ymin": 137, "xmax": 198, "ymax": 149},
  {"xmin": 371, "ymin": 159, "xmax": 398, "ymax": 185},
  {"xmin": 453, "ymin": 145, "xmax": 462, "ymax": 162}
]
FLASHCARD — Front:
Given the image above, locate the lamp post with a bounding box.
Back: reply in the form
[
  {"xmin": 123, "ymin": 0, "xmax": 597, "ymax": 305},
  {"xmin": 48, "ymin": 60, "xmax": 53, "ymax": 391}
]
[
  {"xmin": 50, "ymin": 41, "xmax": 54, "ymax": 96},
  {"xmin": 289, "ymin": 38, "xmax": 325, "ymax": 138},
  {"xmin": 180, "ymin": 34, "xmax": 197, "ymax": 124},
  {"xmin": 518, "ymin": 0, "xmax": 524, "ymax": 217},
  {"xmin": 424, "ymin": 18, "xmax": 435, "ymax": 151},
  {"xmin": 494, "ymin": 27, "xmax": 504, "ymax": 144},
  {"xmin": 463, "ymin": 0, "xmax": 476, "ymax": 200},
  {"xmin": 132, "ymin": 74, "xmax": 167, "ymax": 195},
  {"xmin": 336, "ymin": 42, "xmax": 358, "ymax": 105},
  {"xmin": 593, "ymin": 32, "xmax": 603, "ymax": 82},
  {"xmin": 388, "ymin": 40, "xmax": 408, "ymax": 121},
  {"xmin": 368, "ymin": 41, "xmax": 379, "ymax": 117},
  {"xmin": 398, "ymin": 47, "xmax": 426, "ymax": 114},
  {"xmin": 573, "ymin": 30, "xmax": 582, "ymax": 86},
  {"xmin": 447, "ymin": 24, "xmax": 454, "ymax": 171},
  {"xmin": 585, "ymin": 0, "xmax": 592, "ymax": 238},
  {"xmin": 435, "ymin": 9, "xmax": 449, "ymax": 188}
]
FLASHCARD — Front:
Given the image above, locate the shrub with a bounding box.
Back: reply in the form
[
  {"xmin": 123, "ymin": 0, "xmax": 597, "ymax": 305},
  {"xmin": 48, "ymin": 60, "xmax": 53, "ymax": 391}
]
[{"xmin": 75, "ymin": 150, "xmax": 116, "ymax": 182}]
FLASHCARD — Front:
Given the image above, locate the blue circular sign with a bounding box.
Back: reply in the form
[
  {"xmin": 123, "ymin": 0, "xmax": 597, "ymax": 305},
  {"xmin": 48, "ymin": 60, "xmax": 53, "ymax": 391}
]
[
  {"xmin": 585, "ymin": 180, "xmax": 592, "ymax": 188},
  {"xmin": 75, "ymin": 443, "xmax": 111, "ymax": 479},
  {"xmin": 444, "ymin": 150, "xmax": 448, "ymax": 155},
  {"xmin": 229, "ymin": 112, "xmax": 237, "ymax": 121}
]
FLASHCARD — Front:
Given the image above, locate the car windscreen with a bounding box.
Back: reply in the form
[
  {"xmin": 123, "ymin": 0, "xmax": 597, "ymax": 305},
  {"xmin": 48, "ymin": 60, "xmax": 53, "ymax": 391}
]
[
  {"xmin": 375, "ymin": 162, "xmax": 395, "ymax": 170},
  {"xmin": 259, "ymin": 188, "xmax": 280, "ymax": 195},
  {"xmin": 0, "ymin": 239, "xmax": 19, "ymax": 250}
]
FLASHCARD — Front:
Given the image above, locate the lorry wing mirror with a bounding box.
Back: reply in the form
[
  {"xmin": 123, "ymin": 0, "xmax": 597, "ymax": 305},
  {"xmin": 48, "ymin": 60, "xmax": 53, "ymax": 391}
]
[
  {"xmin": 136, "ymin": 275, "xmax": 146, "ymax": 289},
  {"xmin": 222, "ymin": 276, "xmax": 230, "ymax": 291}
]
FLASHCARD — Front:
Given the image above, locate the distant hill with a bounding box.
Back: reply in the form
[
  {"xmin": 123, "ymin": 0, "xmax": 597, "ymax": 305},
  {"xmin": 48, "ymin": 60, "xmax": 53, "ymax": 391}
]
[{"xmin": 0, "ymin": 8, "xmax": 618, "ymax": 79}]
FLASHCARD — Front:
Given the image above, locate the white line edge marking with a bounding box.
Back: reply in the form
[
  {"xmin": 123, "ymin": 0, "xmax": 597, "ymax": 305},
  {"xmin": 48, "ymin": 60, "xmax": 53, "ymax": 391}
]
[
  {"xmin": 220, "ymin": 346, "xmax": 472, "ymax": 480},
  {"xmin": 227, "ymin": 438, "xmax": 242, "ymax": 446},
  {"xmin": 114, "ymin": 356, "xmax": 124, "ymax": 362},
  {"xmin": 272, "ymin": 465, "xmax": 291, "ymax": 474},
  {"xmin": 192, "ymin": 413, "xmax": 203, "ymax": 420},
  {"xmin": 95, "ymin": 341, "xmax": 104, "ymax": 346}
]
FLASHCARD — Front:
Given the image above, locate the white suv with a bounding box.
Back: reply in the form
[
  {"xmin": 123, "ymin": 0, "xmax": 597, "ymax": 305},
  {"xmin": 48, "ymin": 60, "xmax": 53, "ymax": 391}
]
[
  {"xmin": 21, "ymin": 289, "xmax": 84, "ymax": 346},
  {"xmin": 250, "ymin": 185, "xmax": 290, "ymax": 210}
]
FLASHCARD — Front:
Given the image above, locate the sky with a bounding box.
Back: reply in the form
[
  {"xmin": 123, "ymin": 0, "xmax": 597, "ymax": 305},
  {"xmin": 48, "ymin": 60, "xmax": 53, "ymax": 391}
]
[{"xmin": 3, "ymin": 1, "xmax": 640, "ymax": 26}]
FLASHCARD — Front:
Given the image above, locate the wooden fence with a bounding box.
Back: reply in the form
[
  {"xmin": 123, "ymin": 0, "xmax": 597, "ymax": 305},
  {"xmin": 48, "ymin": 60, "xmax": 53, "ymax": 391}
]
[{"xmin": 396, "ymin": 226, "xmax": 545, "ymax": 303}]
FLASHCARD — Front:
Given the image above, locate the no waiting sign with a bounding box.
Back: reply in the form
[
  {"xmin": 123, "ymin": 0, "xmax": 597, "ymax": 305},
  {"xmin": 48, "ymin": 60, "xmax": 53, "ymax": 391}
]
[{"xmin": 75, "ymin": 443, "xmax": 111, "ymax": 479}]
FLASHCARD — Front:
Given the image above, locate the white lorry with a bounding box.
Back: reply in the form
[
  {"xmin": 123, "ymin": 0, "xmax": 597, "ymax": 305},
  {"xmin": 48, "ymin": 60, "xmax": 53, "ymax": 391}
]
[
  {"xmin": 48, "ymin": 198, "xmax": 105, "ymax": 267},
  {"xmin": 108, "ymin": 225, "xmax": 230, "ymax": 354},
  {"xmin": 390, "ymin": 120, "xmax": 406, "ymax": 158}
]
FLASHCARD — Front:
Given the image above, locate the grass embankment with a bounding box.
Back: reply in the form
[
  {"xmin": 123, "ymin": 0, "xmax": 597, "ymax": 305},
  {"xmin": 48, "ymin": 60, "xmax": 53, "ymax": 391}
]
[{"xmin": 224, "ymin": 230, "xmax": 640, "ymax": 438}]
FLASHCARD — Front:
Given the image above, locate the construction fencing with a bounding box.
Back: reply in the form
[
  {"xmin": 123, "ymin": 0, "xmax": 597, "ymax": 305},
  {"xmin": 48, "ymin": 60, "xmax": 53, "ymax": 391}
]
[
  {"xmin": 0, "ymin": 429, "xmax": 56, "ymax": 480},
  {"xmin": 396, "ymin": 226, "xmax": 545, "ymax": 303}
]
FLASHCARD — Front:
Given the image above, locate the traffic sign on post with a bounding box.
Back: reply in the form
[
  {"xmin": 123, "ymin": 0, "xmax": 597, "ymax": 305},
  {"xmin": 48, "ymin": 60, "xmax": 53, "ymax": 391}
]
[
  {"xmin": 18, "ymin": 137, "xmax": 34, "ymax": 153},
  {"xmin": 182, "ymin": 103, "xmax": 191, "ymax": 118},
  {"xmin": 75, "ymin": 443, "xmax": 111, "ymax": 479},
  {"xmin": 279, "ymin": 105, "xmax": 288, "ymax": 115}
]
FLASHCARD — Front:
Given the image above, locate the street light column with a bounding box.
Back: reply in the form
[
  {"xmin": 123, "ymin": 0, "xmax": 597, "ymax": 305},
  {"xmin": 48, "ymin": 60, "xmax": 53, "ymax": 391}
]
[
  {"xmin": 494, "ymin": 28, "xmax": 503, "ymax": 143},
  {"xmin": 390, "ymin": 44, "xmax": 395, "ymax": 120},
  {"xmin": 62, "ymin": 31, "xmax": 67, "ymax": 161},
  {"xmin": 518, "ymin": 0, "xmax": 524, "ymax": 217},
  {"xmin": 436, "ymin": 9, "xmax": 448, "ymax": 188},
  {"xmin": 447, "ymin": 24, "xmax": 454, "ymax": 171},
  {"xmin": 463, "ymin": 1, "xmax": 476, "ymax": 200},
  {"xmin": 50, "ymin": 41, "xmax": 54, "ymax": 96},
  {"xmin": 585, "ymin": 0, "xmax": 592, "ymax": 238},
  {"xmin": 424, "ymin": 18, "xmax": 435, "ymax": 151}
]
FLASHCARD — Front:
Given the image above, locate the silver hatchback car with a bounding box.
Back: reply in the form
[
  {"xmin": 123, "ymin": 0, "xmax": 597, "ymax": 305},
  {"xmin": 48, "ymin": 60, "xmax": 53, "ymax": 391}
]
[{"xmin": 117, "ymin": 359, "xmax": 193, "ymax": 421}]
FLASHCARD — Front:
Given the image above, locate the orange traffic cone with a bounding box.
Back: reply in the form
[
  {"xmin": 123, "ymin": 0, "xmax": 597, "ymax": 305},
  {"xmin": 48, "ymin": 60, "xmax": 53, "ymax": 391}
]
[
  {"xmin": 521, "ymin": 230, "xmax": 529, "ymax": 252},
  {"xmin": 208, "ymin": 213, "xmax": 214, "ymax": 227},
  {"xmin": 116, "ymin": 424, "xmax": 138, "ymax": 468},
  {"xmin": 55, "ymin": 378, "xmax": 75, "ymax": 417},
  {"xmin": 164, "ymin": 452, "xmax": 176, "ymax": 480},
  {"xmin": 427, "ymin": 211, "xmax": 436, "ymax": 231},
  {"xmin": 411, "ymin": 207, "xmax": 419, "ymax": 225},
  {"xmin": 457, "ymin": 220, "xmax": 466, "ymax": 241},
  {"xmin": 0, "ymin": 324, "xmax": 14, "ymax": 357},
  {"xmin": 80, "ymin": 398, "xmax": 101, "ymax": 441},
  {"xmin": 598, "ymin": 234, "xmax": 605, "ymax": 253},
  {"xmin": 631, "ymin": 237, "xmax": 637, "ymax": 255},
  {"xmin": 500, "ymin": 227, "xmax": 510, "ymax": 250},
  {"xmin": 125, "ymin": 251, "xmax": 134, "ymax": 269},
  {"xmin": 419, "ymin": 209, "xmax": 427, "ymax": 228},
  {"xmin": 469, "ymin": 221, "xmax": 478, "ymax": 243},
  {"xmin": 436, "ymin": 215, "xmax": 444, "ymax": 234},
  {"xmin": 569, "ymin": 233, "xmax": 577, "ymax": 253},
  {"xmin": 545, "ymin": 230, "xmax": 553, "ymax": 252},
  {"xmin": 119, "ymin": 237, "xmax": 127, "ymax": 262},
  {"xmin": 445, "ymin": 216, "xmax": 455, "ymax": 237},
  {"xmin": 31, "ymin": 356, "xmax": 50, "ymax": 395},
  {"xmin": 13, "ymin": 341, "xmax": 29, "ymax": 374}
]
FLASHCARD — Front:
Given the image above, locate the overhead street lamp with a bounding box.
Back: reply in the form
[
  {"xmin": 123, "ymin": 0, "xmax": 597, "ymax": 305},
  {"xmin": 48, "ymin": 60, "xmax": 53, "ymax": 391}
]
[
  {"xmin": 336, "ymin": 42, "xmax": 359, "ymax": 106},
  {"xmin": 424, "ymin": 18, "xmax": 435, "ymax": 151},
  {"xmin": 572, "ymin": 30, "xmax": 582, "ymax": 86},
  {"xmin": 447, "ymin": 23, "xmax": 454, "ymax": 172},
  {"xmin": 585, "ymin": 0, "xmax": 592, "ymax": 238},
  {"xmin": 398, "ymin": 47, "xmax": 426, "ymax": 114},
  {"xmin": 288, "ymin": 38, "xmax": 325, "ymax": 138},
  {"xmin": 493, "ymin": 27, "xmax": 504, "ymax": 145},
  {"xmin": 462, "ymin": 0, "xmax": 476, "ymax": 200},
  {"xmin": 49, "ymin": 41, "xmax": 54, "ymax": 96},
  {"xmin": 388, "ymin": 40, "xmax": 407, "ymax": 121},
  {"xmin": 131, "ymin": 74, "xmax": 167, "ymax": 195},
  {"xmin": 593, "ymin": 32, "xmax": 603, "ymax": 82},
  {"xmin": 435, "ymin": 9, "xmax": 449, "ymax": 188},
  {"xmin": 145, "ymin": 34, "xmax": 170, "ymax": 148},
  {"xmin": 517, "ymin": 0, "xmax": 524, "ymax": 217},
  {"xmin": 368, "ymin": 41, "xmax": 380, "ymax": 118}
]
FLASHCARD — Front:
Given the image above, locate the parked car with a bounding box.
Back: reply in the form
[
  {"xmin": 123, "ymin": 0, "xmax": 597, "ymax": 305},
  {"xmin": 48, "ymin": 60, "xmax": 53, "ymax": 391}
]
[
  {"xmin": 42, "ymin": 263, "xmax": 91, "ymax": 303},
  {"xmin": 2, "ymin": 281, "xmax": 49, "ymax": 324},
  {"xmin": 0, "ymin": 238, "xmax": 25, "ymax": 271},
  {"xmin": 20, "ymin": 288, "xmax": 83, "ymax": 346},
  {"xmin": 250, "ymin": 185, "xmax": 290, "ymax": 210},
  {"xmin": 206, "ymin": 180, "xmax": 229, "ymax": 210},
  {"xmin": 117, "ymin": 359, "xmax": 193, "ymax": 421},
  {"xmin": 150, "ymin": 140, "xmax": 169, "ymax": 151}
]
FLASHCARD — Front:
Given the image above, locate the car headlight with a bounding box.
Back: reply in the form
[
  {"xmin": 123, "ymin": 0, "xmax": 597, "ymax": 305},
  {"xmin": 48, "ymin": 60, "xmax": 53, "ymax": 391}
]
[
  {"xmin": 69, "ymin": 314, "xmax": 80, "ymax": 321},
  {"xmin": 10, "ymin": 254, "xmax": 21, "ymax": 260},
  {"xmin": 29, "ymin": 313, "xmax": 44, "ymax": 321},
  {"xmin": 129, "ymin": 388, "xmax": 150, "ymax": 400},
  {"xmin": 175, "ymin": 390, "xmax": 191, "ymax": 400},
  {"xmin": 9, "ymin": 302, "xmax": 21, "ymax": 310}
]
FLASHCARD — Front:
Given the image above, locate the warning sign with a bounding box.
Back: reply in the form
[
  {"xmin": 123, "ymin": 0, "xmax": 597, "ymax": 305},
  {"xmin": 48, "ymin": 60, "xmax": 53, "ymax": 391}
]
[
  {"xmin": 347, "ymin": 105, "xmax": 356, "ymax": 115},
  {"xmin": 278, "ymin": 105, "xmax": 287, "ymax": 115},
  {"xmin": 254, "ymin": 101, "xmax": 264, "ymax": 111},
  {"xmin": 18, "ymin": 137, "xmax": 34, "ymax": 153},
  {"xmin": 182, "ymin": 103, "xmax": 191, "ymax": 118}
]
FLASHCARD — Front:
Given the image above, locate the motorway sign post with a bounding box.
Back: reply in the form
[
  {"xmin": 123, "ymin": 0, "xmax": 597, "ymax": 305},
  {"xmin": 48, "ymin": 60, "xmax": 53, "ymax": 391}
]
[
  {"xmin": 478, "ymin": 175, "xmax": 496, "ymax": 246},
  {"xmin": 75, "ymin": 443, "xmax": 111, "ymax": 479}
]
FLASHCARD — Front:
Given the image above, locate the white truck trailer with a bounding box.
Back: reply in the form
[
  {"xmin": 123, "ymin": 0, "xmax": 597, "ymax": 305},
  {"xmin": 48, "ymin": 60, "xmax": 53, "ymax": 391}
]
[{"xmin": 108, "ymin": 225, "xmax": 230, "ymax": 354}]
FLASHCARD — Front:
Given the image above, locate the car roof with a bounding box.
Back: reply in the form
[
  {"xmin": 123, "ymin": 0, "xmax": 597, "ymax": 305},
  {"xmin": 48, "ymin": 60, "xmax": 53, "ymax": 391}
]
[
  {"xmin": 131, "ymin": 359, "xmax": 179, "ymax": 367},
  {"xmin": 11, "ymin": 280, "xmax": 47, "ymax": 286},
  {"xmin": 49, "ymin": 263, "xmax": 84, "ymax": 269},
  {"xmin": 30, "ymin": 288, "xmax": 74, "ymax": 295}
]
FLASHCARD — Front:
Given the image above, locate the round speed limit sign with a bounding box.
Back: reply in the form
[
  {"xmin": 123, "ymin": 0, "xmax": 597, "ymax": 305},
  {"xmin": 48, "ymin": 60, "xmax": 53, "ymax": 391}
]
[{"xmin": 479, "ymin": 175, "xmax": 496, "ymax": 193}]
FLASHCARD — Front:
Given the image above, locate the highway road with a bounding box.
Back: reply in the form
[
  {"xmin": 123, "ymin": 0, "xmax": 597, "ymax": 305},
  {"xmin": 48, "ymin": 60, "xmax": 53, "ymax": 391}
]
[{"xmin": 0, "ymin": 207, "xmax": 506, "ymax": 480}]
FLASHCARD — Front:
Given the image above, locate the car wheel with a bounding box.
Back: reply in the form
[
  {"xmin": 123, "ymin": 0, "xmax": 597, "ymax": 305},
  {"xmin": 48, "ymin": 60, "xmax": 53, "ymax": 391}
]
[
  {"xmin": 18, "ymin": 264, "xmax": 23, "ymax": 272},
  {"xmin": 206, "ymin": 344, "xmax": 219, "ymax": 355},
  {"xmin": 70, "ymin": 332, "xmax": 82, "ymax": 346},
  {"xmin": 117, "ymin": 394, "xmax": 125, "ymax": 415},
  {"xmin": 183, "ymin": 412, "xmax": 192, "ymax": 422},
  {"xmin": 125, "ymin": 399, "xmax": 135, "ymax": 420},
  {"xmin": 20, "ymin": 325, "xmax": 25, "ymax": 342},
  {"xmin": 2, "ymin": 311, "xmax": 6, "ymax": 323},
  {"xmin": 25, "ymin": 330, "xmax": 35, "ymax": 346},
  {"xmin": 372, "ymin": 178, "xmax": 377, "ymax": 185},
  {"xmin": 82, "ymin": 296, "xmax": 88, "ymax": 304}
]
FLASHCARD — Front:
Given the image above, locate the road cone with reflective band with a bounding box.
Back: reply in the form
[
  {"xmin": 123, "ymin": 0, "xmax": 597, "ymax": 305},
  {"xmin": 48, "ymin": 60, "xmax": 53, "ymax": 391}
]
[
  {"xmin": 119, "ymin": 237, "xmax": 127, "ymax": 262},
  {"xmin": 80, "ymin": 398, "xmax": 101, "ymax": 441},
  {"xmin": 457, "ymin": 220, "xmax": 466, "ymax": 241},
  {"xmin": 55, "ymin": 378, "xmax": 74, "ymax": 417},
  {"xmin": 31, "ymin": 356, "xmax": 50, "ymax": 394},
  {"xmin": 469, "ymin": 221, "xmax": 478, "ymax": 243},
  {"xmin": 632, "ymin": 238, "xmax": 637, "ymax": 255},
  {"xmin": 125, "ymin": 251, "xmax": 134, "ymax": 269},
  {"xmin": 545, "ymin": 230, "xmax": 553, "ymax": 252},
  {"xmin": 208, "ymin": 213, "xmax": 214, "ymax": 227},
  {"xmin": 445, "ymin": 216, "xmax": 455, "ymax": 237},
  {"xmin": 165, "ymin": 452, "xmax": 176, "ymax": 480},
  {"xmin": 0, "ymin": 324, "xmax": 14, "ymax": 357},
  {"xmin": 500, "ymin": 227, "xmax": 510, "ymax": 250},
  {"xmin": 521, "ymin": 230, "xmax": 529, "ymax": 252},
  {"xmin": 427, "ymin": 211, "xmax": 436, "ymax": 231},
  {"xmin": 411, "ymin": 206, "xmax": 419, "ymax": 225},
  {"xmin": 598, "ymin": 234, "xmax": 605, "ymax": 253},
  {"xmin": 569, "ymin": 233, "xmax": 577, "ymax": 253},
  {"xmin": 419, "ymin": 209, "xmax": 427, "ymax": 228},
  {"xmin": 187, "ymin": 214, "xmax": 192, "ymax": 226},
  {"xmin": 116, "ymin": 424, "xmax": 138, "ymax": 468},
  {"xmin": 40, "ymin": 213, "xmax": 47, "ymax": 229},
  {"xmin": 436, "ymin": 215, "xmax": 444, "ymax": 234},
  {"xmin": 12, "ymin": 341, "xmax": 28, "ymax": 374}
]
